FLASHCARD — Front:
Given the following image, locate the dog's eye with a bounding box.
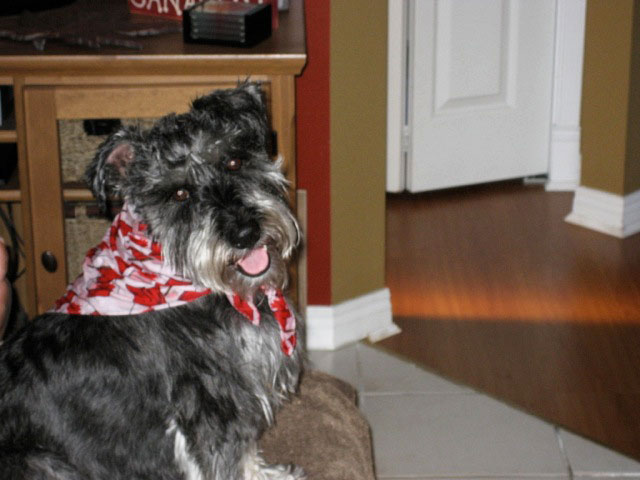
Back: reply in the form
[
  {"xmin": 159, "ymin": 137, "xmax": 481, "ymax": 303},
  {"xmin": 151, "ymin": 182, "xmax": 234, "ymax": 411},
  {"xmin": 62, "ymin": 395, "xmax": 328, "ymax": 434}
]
[
  {"xmin": 225, "ymin": 158, "xmax": 242, "ymax": 171},
  {"xmin": 172, "ymin": 188, "xmax": 190, "ymax": 202}
]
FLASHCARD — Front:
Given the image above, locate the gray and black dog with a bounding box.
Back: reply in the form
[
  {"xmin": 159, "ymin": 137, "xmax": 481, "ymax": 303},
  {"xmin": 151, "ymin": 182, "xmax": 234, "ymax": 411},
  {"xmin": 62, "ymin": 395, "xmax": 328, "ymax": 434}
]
[{"xmin": 0, "ymin": 83, "xmax": 305, "ymax": 479}]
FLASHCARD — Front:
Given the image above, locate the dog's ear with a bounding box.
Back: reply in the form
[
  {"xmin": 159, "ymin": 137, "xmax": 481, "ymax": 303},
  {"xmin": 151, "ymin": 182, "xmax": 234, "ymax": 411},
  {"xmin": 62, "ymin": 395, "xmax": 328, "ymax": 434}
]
[
  {"xmin": 191, "ymin": 82, "xmax": 266, "ymax": 114},
  {"xmin": 85, "ymin": 126, "xmax": 140, "ymax": 213},
  {"xmin": 235, "ymin": 81, "xmax": 264, "ymax": 104}
]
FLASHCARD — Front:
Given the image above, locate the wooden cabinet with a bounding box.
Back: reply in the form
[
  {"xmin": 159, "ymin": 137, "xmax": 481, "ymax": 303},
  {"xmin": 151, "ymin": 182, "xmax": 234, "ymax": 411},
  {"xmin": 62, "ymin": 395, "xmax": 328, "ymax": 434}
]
[{"xmin": 0, "ymin": 0, "xmax": 306, "ymax": 316}]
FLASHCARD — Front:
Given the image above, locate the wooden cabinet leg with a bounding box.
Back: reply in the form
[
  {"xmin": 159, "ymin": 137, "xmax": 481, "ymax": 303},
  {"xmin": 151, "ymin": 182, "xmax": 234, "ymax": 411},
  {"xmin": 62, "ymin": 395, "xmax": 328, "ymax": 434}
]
[{"xmin": 23, "ymin": 88, "xmax": 67, "ymax": 314}]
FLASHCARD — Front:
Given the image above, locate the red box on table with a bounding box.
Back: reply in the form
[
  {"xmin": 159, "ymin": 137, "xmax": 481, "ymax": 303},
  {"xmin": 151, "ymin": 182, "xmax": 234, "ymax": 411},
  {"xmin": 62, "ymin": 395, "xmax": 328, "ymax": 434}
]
[{"xmin": 128, "ymin": 0, "xmax": 278, "ymax": 29}]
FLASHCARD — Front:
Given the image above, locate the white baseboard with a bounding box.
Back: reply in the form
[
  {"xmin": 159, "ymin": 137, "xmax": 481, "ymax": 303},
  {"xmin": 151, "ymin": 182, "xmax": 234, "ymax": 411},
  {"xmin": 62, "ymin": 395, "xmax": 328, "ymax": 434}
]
[
  {"xmin": 546, "ymin": 126, "xmax": 581, "ymax": 192},
  {"xmin": 546, "ymin": 180, "xmax": 579, "ymax": 192},
  {"xmin": 305, "ymin": 288, "xmax": 400, "ymax": 351},
  {"xmin": 565, "ymin": 186, "xmax": 640, "ymax": 238}
]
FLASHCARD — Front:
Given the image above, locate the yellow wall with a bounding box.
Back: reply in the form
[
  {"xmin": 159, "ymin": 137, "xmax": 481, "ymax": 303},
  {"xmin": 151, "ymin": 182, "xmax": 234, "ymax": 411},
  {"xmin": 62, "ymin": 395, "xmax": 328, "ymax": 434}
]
[
  {"xmin": 330, "ymin": 0, "xmax": 388, "ymax": 304},
  {"xmin": 581, "ymin": 0, "xmax": 640, "ymax": 195},
  {"xmin": 625, "ymin": 0, "xmax": 640, "ymax": 193}
]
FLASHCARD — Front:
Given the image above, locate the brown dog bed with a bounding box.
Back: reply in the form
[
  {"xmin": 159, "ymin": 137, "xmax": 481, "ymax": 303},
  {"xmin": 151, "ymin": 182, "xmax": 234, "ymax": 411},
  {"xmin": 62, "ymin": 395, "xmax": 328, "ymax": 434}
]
[{"xmin": 260, "ymin": 369, "xmax": 376, "ymax": 480}]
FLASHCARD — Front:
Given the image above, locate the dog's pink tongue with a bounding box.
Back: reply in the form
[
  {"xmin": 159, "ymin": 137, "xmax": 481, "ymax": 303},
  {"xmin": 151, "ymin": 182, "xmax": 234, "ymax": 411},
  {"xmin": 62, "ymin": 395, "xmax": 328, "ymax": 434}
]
[{"xmin": 237, "ymin": 246, "xmax": 270, "ymax": 276}]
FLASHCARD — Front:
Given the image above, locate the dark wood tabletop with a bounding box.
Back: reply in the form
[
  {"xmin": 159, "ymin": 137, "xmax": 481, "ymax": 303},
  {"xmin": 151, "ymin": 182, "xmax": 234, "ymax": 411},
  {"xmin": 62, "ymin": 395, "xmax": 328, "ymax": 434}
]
[{"xmin": 0, "ymin": 0, "xmax": 306, "ymax": 77}]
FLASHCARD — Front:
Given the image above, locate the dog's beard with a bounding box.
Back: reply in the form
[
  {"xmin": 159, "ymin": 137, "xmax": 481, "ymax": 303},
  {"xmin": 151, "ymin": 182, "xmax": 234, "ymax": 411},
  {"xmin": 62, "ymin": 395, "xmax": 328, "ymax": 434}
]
[{"xmin": 167, "ymin": 195, "xmax": 300, "ymax": 298}]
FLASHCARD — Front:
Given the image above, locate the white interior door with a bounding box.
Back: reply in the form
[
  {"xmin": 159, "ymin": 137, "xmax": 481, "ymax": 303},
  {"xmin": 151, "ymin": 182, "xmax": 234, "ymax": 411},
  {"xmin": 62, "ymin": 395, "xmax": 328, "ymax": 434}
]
[{"xmin": 400, "ymin": 0, "xmax": 556, "ymax": 192}]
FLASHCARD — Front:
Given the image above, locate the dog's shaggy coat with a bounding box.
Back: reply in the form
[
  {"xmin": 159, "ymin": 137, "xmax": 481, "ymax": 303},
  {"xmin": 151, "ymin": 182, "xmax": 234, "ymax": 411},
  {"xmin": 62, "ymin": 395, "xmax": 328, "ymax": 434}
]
[{"xmin": 0, "ymin": 83, "xmax": 305, "ymax": 479}]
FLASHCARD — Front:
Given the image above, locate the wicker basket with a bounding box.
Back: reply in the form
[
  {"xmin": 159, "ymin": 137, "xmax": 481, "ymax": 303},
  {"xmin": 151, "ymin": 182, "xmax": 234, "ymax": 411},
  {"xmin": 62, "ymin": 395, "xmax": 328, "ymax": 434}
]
[{"xmin": 64, "ymin": 204, "xmax": 112, "ymax": 283}]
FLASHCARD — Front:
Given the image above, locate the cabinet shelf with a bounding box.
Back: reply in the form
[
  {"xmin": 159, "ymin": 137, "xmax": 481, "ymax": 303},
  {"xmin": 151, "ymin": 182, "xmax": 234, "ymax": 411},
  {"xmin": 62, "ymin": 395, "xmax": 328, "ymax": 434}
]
[
  {"xmin": 0, "ymin": 189, "xmax": 20, "ymax": 202},
  {"xmin": 0, "ymin": 185, "xmax": 96, "ymax": 204},
  {"xmin": 0, "ymin": 95, "xmax": 16, "ymax": 142},
  {"xmin": 63, "ymin": 187, "xmax": 93, "ymax": 202},
  {"xmin": 0, "ymin": 169, "xmax": 20, "ymax": 202},
  {"xmin": 0, "ymin": 182, "xmax": 142, "ymax": 204},
  {"xmin": 0, "ymin": 129, "xmax": 16, "ymax": 143}
]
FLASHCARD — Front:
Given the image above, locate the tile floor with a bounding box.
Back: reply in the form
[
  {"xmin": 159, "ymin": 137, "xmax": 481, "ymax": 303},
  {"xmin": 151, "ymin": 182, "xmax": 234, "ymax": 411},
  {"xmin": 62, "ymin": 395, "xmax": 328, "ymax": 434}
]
[{"xmin": 308, "ymin": 342, "xmax": 640, "ymax": 480}]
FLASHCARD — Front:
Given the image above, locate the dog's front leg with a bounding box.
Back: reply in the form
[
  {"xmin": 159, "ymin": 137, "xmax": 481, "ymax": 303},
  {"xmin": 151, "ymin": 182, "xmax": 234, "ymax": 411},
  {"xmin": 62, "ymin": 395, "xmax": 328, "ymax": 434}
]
[
  {"xmin": 168, "ymin": 418, "xmax": 250, "ymax": 480},
  {"xmin": 241, "ymin": 443, "xmax": 305, "ymax": 480}
]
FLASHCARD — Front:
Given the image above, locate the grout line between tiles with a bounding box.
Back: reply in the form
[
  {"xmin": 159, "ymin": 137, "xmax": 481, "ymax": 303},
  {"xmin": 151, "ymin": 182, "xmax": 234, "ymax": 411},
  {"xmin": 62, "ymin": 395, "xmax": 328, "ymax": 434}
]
[
  {"xmin": 571, "ymin": 475, "xmax": 640, "ymax": 479},
  {"xmin": 355, "ymin": 343, "xmax": 366, "ymax": 392},
  {"xmin": 555, "ymin": 426, "xmax": 574, "ymax": 480}
]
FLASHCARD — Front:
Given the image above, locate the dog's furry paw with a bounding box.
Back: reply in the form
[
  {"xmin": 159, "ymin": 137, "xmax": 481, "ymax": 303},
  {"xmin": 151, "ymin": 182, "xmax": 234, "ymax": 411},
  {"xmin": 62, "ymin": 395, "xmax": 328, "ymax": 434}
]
[
  {"xmin": 247, "ymin": 463, "xmax": 306, "ymax": 480},
  {"xmin": 242, "ymin": 450, "xmax": 306, "ymax": 480}
]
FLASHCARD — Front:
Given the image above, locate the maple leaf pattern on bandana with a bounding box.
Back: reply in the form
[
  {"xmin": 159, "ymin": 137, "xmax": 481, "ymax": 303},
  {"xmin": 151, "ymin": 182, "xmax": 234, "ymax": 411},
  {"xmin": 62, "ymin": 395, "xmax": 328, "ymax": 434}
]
[
  {"xmin": 126, "ymin": 284, "xmax": 167, "ymax": 309},
  {"xmin": 178, "ymin": 290, "xmax": 211, "ymax": 303},
  {"xmin": 51, "ymin": 203, "xmax": 212, "ymax": 316}
]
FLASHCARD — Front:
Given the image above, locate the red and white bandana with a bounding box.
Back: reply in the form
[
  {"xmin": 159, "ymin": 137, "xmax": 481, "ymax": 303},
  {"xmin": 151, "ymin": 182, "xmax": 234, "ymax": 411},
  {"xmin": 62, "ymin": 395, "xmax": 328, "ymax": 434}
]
[
  {"xmin": 51, "ymin": 203, "xmax": 296, "ymax": 356},
  {"xmin": 227, "ymin": 289, "xmax": 297, "ymax": 356}
]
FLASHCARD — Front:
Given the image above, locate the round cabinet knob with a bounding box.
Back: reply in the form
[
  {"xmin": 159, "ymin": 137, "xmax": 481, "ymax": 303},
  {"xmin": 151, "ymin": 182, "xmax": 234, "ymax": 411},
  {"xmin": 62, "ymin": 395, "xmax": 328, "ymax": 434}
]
[{"xmin": 41, "ymin": 251, "xmax": 58, "ymax": 273}]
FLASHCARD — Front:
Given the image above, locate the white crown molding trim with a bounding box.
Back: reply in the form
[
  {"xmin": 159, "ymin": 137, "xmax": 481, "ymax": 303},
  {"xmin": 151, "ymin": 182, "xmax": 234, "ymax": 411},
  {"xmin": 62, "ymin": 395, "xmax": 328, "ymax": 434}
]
[
  {"xmin": 305, "ymin": 288, "xmax": 400, "ymax": 351},
  {"xmin": 565, "ymin": 186, "xmax": 640, "ymax": 238}
]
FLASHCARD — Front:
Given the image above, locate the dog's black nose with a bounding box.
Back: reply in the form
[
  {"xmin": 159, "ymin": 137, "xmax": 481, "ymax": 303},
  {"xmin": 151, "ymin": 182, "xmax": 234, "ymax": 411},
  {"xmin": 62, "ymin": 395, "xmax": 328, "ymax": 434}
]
[{"xmin": 230, "ymin": 220, "xmax": 261, "ymax": 249}]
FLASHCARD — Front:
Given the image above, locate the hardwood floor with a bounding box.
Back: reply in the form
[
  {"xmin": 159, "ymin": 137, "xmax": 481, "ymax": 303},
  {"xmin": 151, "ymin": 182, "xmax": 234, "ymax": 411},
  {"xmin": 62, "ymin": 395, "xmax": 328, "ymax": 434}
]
[{"xmin": 380, "ymin": 181, "xmax": 640, "ymax": 460}]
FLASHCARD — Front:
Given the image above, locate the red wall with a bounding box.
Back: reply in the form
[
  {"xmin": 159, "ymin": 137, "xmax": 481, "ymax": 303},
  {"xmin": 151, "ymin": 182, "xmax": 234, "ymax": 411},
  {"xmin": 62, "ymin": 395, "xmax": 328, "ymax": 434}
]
[{"xmin": 295, "ymin": 0, "xmax": 331, "ymax": 305}]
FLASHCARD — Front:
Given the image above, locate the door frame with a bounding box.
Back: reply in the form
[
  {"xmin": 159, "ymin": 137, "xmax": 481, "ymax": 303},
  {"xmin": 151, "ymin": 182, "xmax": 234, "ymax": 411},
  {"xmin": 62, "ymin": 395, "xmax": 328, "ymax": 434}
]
[{"xmin": 386, "ymin": 0, "xmax": 586, "ymax": 193}]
